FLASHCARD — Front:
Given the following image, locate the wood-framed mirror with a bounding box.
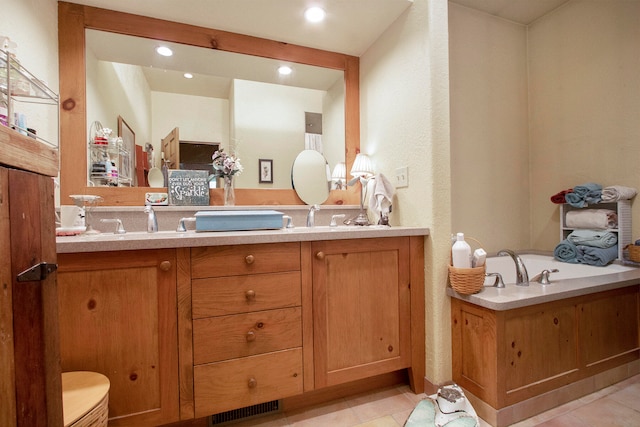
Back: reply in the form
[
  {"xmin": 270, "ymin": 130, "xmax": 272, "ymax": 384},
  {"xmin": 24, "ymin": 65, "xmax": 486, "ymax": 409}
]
[{"xmin": 58, "ymin": 1, "xmax": 360, "ymax": 206}]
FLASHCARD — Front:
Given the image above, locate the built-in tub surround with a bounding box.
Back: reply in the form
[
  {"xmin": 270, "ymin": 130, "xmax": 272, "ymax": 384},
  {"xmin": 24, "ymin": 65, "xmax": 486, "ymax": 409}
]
[{"xmin": 449, "ymin": 253, "xmax": 640, "ymax": 427}]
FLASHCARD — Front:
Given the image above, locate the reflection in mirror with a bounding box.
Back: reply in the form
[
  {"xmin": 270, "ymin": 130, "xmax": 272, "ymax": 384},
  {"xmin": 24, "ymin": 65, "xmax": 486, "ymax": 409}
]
[
  {"xmin": 85, "ymin": 29, "xmax": 345, "ymax": 190},
  {"xmin": 291, "ymin": 150, "xmax": 331, "ymax": 205}
]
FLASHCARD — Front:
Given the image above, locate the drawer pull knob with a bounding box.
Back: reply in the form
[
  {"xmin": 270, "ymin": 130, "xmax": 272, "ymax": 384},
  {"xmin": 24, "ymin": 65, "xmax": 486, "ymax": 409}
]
[
  {"xmin": 159, "ymin": 261, "xmax": 171, "ymax": 271},
  {"xmin": 315, "ymin": 251, "xmax": 325, "ymax": 260},
  {"xmin": 245, "ymin": 255, "xmax": 255, "ymax": 264},
  {"xmin": 248, "ymin": 377, "xmax": 257, "ymax": 388},
  {"xmin": 245, "ymin": 290, "xmax": 256, "ymax": 300},
  {"xmin": 246, "ymin": 331, "xmax": 256, "ymax": 342}
]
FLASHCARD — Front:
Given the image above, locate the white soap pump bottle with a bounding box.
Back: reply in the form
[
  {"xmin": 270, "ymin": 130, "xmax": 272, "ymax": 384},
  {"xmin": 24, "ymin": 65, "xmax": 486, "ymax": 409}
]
[{"xmin": 451, "ymin": 232, "xmax": 472, "ymax": 268}]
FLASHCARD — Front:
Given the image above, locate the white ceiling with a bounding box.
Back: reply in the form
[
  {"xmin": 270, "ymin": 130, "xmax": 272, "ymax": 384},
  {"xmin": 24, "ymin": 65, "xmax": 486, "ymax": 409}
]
[
  {"xmin": 65, "ymin": 0, "xmax": 414, "ymax": 57},
  {"xmin": 448, "ymin": 0, "xmax": 570, "ymax": 25}
]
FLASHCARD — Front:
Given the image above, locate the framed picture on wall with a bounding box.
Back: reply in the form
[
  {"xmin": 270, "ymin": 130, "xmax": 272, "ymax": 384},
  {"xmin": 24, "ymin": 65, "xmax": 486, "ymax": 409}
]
[
  {"xmin": 117, "ymin": 115, "xmax": 135, "ymax": 186},
  {"xmin": 259, "ymin": 159, "xmax": 273, "ymax": 183}
]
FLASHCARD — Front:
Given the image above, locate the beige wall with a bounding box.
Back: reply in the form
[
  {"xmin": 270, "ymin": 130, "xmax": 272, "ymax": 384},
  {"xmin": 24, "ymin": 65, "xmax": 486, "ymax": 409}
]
[
  {"xmin": 449, "ymin": 3, "xmax": 530, "ymax": 254},
  {"xmin": 361, "ymin": 0, "xmax": 453, "ymax": 385},
  {"xmin": 529, "ymin": 0, "xmax": 640, "ymax": 250}
]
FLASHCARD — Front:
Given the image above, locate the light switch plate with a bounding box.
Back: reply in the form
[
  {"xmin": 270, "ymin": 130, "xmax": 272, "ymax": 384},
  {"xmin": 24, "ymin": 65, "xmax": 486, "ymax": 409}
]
[{"xmin": 395, "ymin": 167, "xmax": 408, "ymax": 188}]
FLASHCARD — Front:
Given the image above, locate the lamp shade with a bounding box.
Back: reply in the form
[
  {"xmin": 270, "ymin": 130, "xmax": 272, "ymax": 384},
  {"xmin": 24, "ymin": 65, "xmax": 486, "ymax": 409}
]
[
  {"xmin": 331, "ymin": 162, "xmax": 346, "ymax": 180},
  {"xmin": 350, "ymin": 154, "xmax": 374, "ymax": 178}
]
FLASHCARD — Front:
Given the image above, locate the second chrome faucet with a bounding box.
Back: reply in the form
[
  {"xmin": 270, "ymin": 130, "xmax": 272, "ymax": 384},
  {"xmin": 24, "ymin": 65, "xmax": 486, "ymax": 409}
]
[{"xmin": 497, "ymin": 249, "xmax": 529, "ymax": 286}]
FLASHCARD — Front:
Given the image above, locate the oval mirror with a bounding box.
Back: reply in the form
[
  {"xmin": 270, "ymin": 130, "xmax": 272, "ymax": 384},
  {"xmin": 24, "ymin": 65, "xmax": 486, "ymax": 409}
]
[{"xmin": 291, "ymin": 150, "xmax": 331, "ymax": 205}]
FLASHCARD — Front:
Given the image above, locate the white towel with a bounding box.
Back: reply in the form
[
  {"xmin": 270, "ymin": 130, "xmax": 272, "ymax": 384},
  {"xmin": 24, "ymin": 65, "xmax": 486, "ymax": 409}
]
[
  {"xmin": 565, "ymin": 209, "xmax": 618, "ymax": 230},
  {"xmin": 304, "ymin": 133, "xmax": 323, "ymax": 153},
  {"xmin": 600, "ymin": 185, "xmax": 637, "ymax": 202},
  {"xmin": 368, "ymin": 173, "xmax": 395, "ymax": 221}
]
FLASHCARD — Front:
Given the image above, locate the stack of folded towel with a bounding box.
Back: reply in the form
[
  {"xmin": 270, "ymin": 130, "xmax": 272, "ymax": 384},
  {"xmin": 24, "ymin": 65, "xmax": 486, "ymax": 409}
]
[
  {"xmin": 565, "ymin": 209, "xmax": 618, "ymax": 229},
  {"xmin": 551, "ymin": 184, "xmax": 637, "ymax": 206},
  {"xmin": 554, "ymin": 229, "xmax": 619, "ymax": 266}
]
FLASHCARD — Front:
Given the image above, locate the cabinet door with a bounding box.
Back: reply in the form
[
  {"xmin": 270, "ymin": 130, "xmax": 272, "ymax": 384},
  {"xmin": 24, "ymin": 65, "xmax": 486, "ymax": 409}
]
[
  {"xmin": 311, "ymin": 237, "xmax": 411, "ymax": 388},
  {"xmin": 0, "ymin": 167, "xmax": 62, "ymax": 427},
  {"xmin": 57, "ymin": 249, "xmax": 179, "ymax": 426}
]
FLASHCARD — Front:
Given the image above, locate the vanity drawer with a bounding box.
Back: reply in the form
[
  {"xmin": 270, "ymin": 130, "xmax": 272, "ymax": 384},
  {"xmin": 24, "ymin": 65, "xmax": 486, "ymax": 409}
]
[
  {"xmin": 194, "ymin": 348, "xmax": 303, "ymax": 417},
  {"xmin": 191, "ymin": 242, "xmax": 300, "ymax": 279},
  {"xmin": 193, "ymin": 307, "xmax": 302, "ymax": 364},
  {"xmin": 192, "ymin": 271, "xmax": 301, "ymax": 318}
]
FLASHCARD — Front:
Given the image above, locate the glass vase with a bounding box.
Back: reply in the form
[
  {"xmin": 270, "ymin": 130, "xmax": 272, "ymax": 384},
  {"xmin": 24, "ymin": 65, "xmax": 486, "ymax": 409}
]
[{"xmin": 223, "ymin": 175, "xmax": 235, "ymax": 206}]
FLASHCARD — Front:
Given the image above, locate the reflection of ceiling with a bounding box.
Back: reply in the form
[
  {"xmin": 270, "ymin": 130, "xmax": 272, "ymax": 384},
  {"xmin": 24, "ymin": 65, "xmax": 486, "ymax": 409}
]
[
  {"xmin": 67, "ymin": 0, "xmax": 414, "ymax": 57},
  {"xmin": 86, "ymin": 30, "xmax": 344, "ymax": 98},
  {"xmin": 449, "ymin": 0, "xmax": 570, "ymax": 25}
]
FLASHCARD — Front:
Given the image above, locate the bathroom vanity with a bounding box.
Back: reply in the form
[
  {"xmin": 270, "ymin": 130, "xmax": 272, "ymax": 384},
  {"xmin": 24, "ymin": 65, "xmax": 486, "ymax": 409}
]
[{"xmin": 56, "ymin": 227, "xmax": 427, "ymax": 426}]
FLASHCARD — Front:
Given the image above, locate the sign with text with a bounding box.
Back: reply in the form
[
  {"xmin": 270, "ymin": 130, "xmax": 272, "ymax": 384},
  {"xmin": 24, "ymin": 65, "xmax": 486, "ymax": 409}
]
[{"xmin": 168, "ymin": 169, "xmax": 210, "ymax": 206}]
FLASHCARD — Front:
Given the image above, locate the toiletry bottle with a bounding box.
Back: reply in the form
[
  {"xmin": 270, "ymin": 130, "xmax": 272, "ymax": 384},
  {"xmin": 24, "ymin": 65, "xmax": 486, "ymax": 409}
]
[{"xmin": 452, "ymin": 232, "xmax": 472, "ymax": 268}]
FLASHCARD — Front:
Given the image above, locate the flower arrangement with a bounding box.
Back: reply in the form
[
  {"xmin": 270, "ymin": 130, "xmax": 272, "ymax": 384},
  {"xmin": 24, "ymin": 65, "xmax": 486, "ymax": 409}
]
[{"xmin": 209, "ymin": 149, "xmax": 243, "ymax": 179}]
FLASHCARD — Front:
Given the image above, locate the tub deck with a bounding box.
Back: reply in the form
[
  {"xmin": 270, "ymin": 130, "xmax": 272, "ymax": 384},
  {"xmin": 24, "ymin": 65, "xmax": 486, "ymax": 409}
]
[{"xmin": 447, "ymin": 253, "xmax": 640, "ymax": 310}]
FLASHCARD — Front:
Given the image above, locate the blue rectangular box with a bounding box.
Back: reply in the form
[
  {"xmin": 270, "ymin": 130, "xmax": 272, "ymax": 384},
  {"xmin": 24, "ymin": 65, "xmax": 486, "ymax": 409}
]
[{"xmin": 195, "ymin": 210, "xmax": 284, "ymax": 232}]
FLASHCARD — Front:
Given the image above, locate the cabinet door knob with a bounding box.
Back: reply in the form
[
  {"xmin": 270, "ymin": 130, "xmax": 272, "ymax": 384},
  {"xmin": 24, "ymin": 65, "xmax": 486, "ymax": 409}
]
[
  {"xmin": 245, "ymin": 254, "xmax": 255, "ymax": 264},
  {"xmin": 246, "ymin": 330, "xmax": 256, "ymax": 342},
  {"xmin": 159, "ymin": 261, "xmax": 172, "ymax": 271},
  {"xmin": 248, "ymin": 377, "xmax": 257, "ymax": 388},
  {"xmin": 315, "ymin": 251, "xmax": 325, "ymax": 260},
  {"xmin": 245, "ymin": 290, "xmax": 256, "ymax": 300}
]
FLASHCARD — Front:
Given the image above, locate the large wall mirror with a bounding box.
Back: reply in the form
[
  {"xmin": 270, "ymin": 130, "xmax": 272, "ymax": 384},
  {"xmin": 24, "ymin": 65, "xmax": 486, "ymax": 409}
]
[{"xmin": 58, "ymin": 2, "xmax": 360, "ymax": 206}]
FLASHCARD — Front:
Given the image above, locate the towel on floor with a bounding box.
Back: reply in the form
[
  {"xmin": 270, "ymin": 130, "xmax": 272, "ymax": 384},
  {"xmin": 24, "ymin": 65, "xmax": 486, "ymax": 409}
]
[
  {"xmin": 565, "ymin": 209, "xmax": 618, "ymax": 229},
  {"xmin": 600, "ymin": 185, "xmax": 637, "ymax": 202},
  {"xmin": 554, "ymin": 239, "xmax": 581, "ymax": 263},
  {"xmin": 567, "ymin": 229, "xmax": 618, "ymax": 248},
  {"xmin": 368, "ymin": 173, "xmax": 395, "ymax": 225},
  {"xmin": 550, "ymin": 188, "xmax": 573, "ymax": 204},
  {"xmin": 578, "ymin": 244, "xmax": 618, "ymax": 266},
  {"xmin": 565, "ymin": 183, "xmax": 602, "ymax": 208}
]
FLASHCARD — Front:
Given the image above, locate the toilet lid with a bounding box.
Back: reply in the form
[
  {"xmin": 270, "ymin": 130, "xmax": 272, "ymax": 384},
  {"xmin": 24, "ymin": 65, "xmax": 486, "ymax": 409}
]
[{"xmin": 62, "ymin": 371, "xmax": 110, "ymax": 427}]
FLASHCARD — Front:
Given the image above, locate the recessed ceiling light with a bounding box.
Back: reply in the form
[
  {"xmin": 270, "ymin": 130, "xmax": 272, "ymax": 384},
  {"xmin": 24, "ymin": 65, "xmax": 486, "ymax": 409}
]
[
  {"xmin": 155, "ymin": 46, "xmax": 173, "ymax": 57},
  {"xmin": 304, "ymin": 6, "xmax": 326, "ymax": 23},
  {"xmin": 183, "ymin": 73, "xmax": 193, "ymax": 79},
  {"xmin": 278, "ymin": 65, "xmax": 293, "ymax": 76}
]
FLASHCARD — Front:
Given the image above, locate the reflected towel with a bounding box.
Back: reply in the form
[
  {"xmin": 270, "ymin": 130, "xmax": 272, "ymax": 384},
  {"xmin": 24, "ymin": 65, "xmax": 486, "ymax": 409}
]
[
  {"xmin": 564, "ymin": 183, "xmax": 602, "ymax": 208},
  {"xmin": 565, "ymin": 209, "xmax": 617, "ymax": 229},
  {"xmin": 554, "ymin": 239, "xmax": 581, "ymax": 263},
  {"xmin": 601, "ymin": 185, "xmax": 637, "ymax": 202},
  {"xmin": 550, "ymin": 188, "xmax": 572, "ymax": 204},
  {"xmin": 578, "ymin": 244, "xmax": 618, "ymax": 266},
  {"xmin": 567, "ymin": 229, "xmax": 617, "ymax": 248}
]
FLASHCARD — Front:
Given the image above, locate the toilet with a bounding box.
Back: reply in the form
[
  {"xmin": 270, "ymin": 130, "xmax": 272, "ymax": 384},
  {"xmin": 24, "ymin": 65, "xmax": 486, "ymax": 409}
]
[{"xmin": 62, "ymin": 371, "xmax": 110, "ymax": 427}]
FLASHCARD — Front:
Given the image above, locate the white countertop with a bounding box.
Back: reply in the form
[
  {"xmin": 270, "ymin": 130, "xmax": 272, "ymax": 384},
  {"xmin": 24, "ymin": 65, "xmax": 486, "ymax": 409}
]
[
  {"xmin": 447, "ymin": 266, "xmax": 640, "ymax": 311},
  {"xmin": 56, "ymin": 225, "xmax": 430, "ymax": 253}
]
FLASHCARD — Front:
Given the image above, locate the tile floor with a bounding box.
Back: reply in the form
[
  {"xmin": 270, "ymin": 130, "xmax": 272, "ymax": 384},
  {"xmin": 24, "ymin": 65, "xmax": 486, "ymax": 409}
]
[{"xmin": 222, "ymin": 374, "xmax": 640, "ymax": 427}]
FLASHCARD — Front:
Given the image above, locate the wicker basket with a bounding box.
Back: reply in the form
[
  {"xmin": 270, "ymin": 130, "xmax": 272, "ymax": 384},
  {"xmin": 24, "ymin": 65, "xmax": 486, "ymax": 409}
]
[
  {"xmin": 448, "ymin": 236, "xmax": 486, "ymax": 295},
  {"xmin": 69, "ymin": 393, "xmax": 108, "ymax": 427},
  {"xmin": 625, "ymin": 244, "xmax": 640, "ymax": 263}
]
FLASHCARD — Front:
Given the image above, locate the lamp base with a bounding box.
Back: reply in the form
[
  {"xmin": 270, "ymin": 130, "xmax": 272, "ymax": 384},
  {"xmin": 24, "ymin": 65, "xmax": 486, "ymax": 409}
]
[{"xmin": 352, "ymin": 211, "xmax": 370, "ymax": 226}]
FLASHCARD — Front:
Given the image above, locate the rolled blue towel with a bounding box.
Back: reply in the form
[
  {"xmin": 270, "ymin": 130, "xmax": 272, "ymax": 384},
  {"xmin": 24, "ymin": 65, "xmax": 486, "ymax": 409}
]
[
  {"xmin": 565, "ymin": 183, "xmax": 603, "ymax": 208},
  {"xmin": 567, "ymin": 229, "xmax": 617, "ymax": 248},
  {"xmin": 554, "ymin": 239, "xmax": 581, "ymax": 263},
  {"xmin": 578, "ymin": 244, "xmax": 618, "ymax": 266}
]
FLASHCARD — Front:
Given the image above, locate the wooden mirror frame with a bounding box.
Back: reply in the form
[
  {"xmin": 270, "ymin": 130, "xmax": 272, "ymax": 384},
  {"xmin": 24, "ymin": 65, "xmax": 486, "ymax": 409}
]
[{"xmin": 58, "ymin": 1, "xmax": 360, "ymax": 206}]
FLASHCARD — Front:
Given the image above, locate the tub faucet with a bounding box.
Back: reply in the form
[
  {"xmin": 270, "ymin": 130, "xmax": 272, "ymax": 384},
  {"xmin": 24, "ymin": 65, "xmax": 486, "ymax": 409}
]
[
  {"xmin": 306, "ymin": 204, "xmax": 320, "ymax": 227},
  {"xmin": 497, "ymin": 249, "xmax": 529, "ymax": 286},
  {"xmin": 145, "ymin": 205, "xmax": 158, "ymax": 233}
]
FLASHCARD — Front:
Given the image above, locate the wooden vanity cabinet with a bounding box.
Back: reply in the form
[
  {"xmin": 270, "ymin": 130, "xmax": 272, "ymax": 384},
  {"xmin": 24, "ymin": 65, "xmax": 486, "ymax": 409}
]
[
  {"xmin": 311, "ymin": 237, "xmax": 419, "ymax": 389},
  {"xmin": 189, "ymin": 243, "xmax": 304, "ymax": 418},
  {"xmin": 57, "ymin": 249, "xmax": 179, "ymax": 426},
  {"xmin": 451, "ymin": 285, "xmax": 640, "ymax": 409}
]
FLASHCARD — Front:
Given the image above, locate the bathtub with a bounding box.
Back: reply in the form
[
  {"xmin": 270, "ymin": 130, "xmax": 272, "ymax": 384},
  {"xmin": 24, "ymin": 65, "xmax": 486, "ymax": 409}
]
[
  {"xmin": 484, "ymin": 253, "xmax": 635, "ymax": 286},
  {"xmin": 450, "ymin": 253, "xmax": 640, "ymax": 311}
]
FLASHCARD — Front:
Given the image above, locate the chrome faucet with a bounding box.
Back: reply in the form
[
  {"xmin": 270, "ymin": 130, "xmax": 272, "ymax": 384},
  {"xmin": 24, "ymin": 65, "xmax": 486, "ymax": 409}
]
[
  {"xmin": 497, "ymin": 249, "xmax": 529, "ymax": 286},
  {"xmin": 145, "ymin": 205, "xmax": 158, "ymax": 233},
  {"xmin": 306, "ymin": 204, "xmax": 320, "ymax": 227}
]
